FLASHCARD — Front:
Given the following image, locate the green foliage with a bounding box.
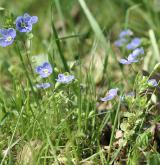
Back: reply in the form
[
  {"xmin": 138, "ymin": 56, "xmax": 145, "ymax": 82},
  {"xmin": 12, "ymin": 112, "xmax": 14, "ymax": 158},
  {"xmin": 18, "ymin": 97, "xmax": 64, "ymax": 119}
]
[{"xmin": 1, "ymin": 0, "xmax": 160, "ymax": 164}]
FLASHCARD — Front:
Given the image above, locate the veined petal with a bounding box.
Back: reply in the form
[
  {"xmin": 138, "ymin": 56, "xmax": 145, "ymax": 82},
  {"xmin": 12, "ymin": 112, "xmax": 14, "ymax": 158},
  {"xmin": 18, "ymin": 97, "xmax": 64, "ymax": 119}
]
[
  {"xmin": 0, "ymin": 29, "xmax": 8, "ymax": 36},
  {"xmin": 0, "ymin": 38, "xmax": 7, "ymax": 47},
  {"xmin": 7, "ymin": 28, "xmax": 16, "ymax": 38}
]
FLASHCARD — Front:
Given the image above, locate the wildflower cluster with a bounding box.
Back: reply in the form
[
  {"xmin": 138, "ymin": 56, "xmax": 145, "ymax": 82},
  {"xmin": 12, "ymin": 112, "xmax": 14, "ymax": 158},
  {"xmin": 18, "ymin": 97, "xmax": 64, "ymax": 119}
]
[
  {"xmin": 0, "ymin": 13, "xmax": 75, "ymax": 89},
  {"xmin": 114, "ymin": 29, "xmax": 133, "ymax": 47},
  {"xmin": 0, "ymin": 13, "xmax": 38, "ymax": 47},
  {"xmin": 100, "ymin": 29, "xmax": 159, "ymax": 103},
  {"xmin": 35, "ymin": 62, "xmax": 75, "ymax": 89},
  {"xmin": 114, "ymin": 29, "xmax": 145, "ymax": 65},
  {"xmin": 1, "ymin": 7, "xmax": 160, "ymax": 164}
]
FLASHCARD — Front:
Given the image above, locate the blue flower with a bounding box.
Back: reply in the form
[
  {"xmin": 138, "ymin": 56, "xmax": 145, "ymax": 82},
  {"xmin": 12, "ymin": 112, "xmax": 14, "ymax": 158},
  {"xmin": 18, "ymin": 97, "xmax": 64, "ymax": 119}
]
[
  {"xmin": 100, "ymin": 88, "xmax": 118, "ymax": 102},
  {"xmin": 56, "ymin": 74, "xmax": 75, "ymax": 84},
  {"xmin": 148, "ymin": 79, "xmax": 158, "ymax": 87},
  {"xmin": 16, "ymin": 13, "xmax": 38, "ymax": 33},
  {"xmin": 114, "ymin": 38, "xmax": 128, "ymax": 47},
  {"xmin": 119, "ymin": 29, "xmax": 133, "ymax": 38},
  {"xmin": 131, "ymin": 47, "xmax": 144, "ymax": 58},
  {"xmin": 0, "ymin": 28, "xmax": 16, "ymax": 47},
  {"xmin": 119, "ymin": 53, "xmax": 138, "ymax": 65},
  {"xmin": 36, "ymin": 83, "xmax": 51, "ymax": 89},
  {"xmin": 35, "ymin": 62, "xmax": 53, "ymax": 78},
  {"xmin": 119, "ymin": 47, "xmax": 144, "ymax": 65},
  {"xmin": 114, "ymin": 29, "xmax": 133, "ymax": 47},
  {"xmin": 126, "ymin": 38, "xmax": 141, "ymax": 50}
]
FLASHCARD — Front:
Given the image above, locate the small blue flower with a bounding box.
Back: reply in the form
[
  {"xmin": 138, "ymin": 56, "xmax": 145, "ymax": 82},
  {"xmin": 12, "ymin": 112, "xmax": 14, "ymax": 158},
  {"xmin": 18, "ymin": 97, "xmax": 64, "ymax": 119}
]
[
  {"xmin": 114, "ymin": 38, "xmax": 128, "ymax": 47},
  {"xmin": 36, "ymin": 83, "xmax": 51, "ymax": 89},
  {"xmin": 16, "ymin": 13, "xmax": 38, "ymax": 33},
  {"xmin": 56, "ymin": 74, "xmax": 75, "ymax": 84},
  {"xmin": 0, "ymin": 28, "xmax": 16, "ymax": 47},
  {"xmin": 114, "ymin": 29, "xmax": 133, "ymax": 47},
  {"xmin": 119, "ymin": 47, "xmax": 144, "ymax": 65},
  {"xmin": 126, "ymin": 38, "xmax": 141, "ymax": 50},
  {"xmin": 131, "ymin": 47, "xmax": 144, "ymax": 58},
  {"xmin": 148, "ymin": 79, "xmax": 158, "ymax": 87},
  {"xmin": 35, "ymin": 62, "xmax": 53, "ymax": 78},
  {"xmin": 100, "ymin": 88, "xmax": 118, "ymax": 102},
  {"xmin": 119, "ymin": 29, "xmax": 133, "ymax": 38},
  {"xmin": 119, "ymin": 53, "xmax": 138, "ymax": 65}
]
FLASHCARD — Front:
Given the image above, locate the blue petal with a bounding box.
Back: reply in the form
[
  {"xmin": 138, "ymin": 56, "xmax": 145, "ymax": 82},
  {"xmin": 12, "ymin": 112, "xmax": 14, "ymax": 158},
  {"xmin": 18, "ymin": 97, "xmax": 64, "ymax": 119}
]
[
  {"xmin": 148, "ymin": 79, "xmax": 158, "ymax": 87},
  {"xmin": 24, "ymin": 24, "xmax": 32, "ymax": 32},
  {"xmin": 100, "ymin": 95, "xmax": 114, "ymax": 102},
  {"xmin": 66, "ymin": 75, "xmax": 75, "ymax": 82},
  {"xmin": 128, "ymin": 54, "xmax": 138, "ymax": 63},
  {"xmin": 42, "ymin": 62, "xmax": 51, "ymax": 69},
  {"xmin": 7, "ymin": 28, "xmax": 16, "ymax": 38},
  {"xmin": 56, "ymin": 74, "xmax": 74, "ymax": 83},
  {"xmin": 0, "ymin": 29, "xmax": 8, "ymax": 36},
  {"xmin": 0, "ymin": 38, "xmax": 14, "ymax": 47},
  {"xmin": 100, "ymin": 88, "xmax": 118, "ymax": 102},
  {"xmin": 36, "ymin": 83, "xmax": 51, "ymax": 89},
  {"xmin": 16, "ymin": 13, "xmax": 37, "ymax": 33},
  {"xmin": 114, "ymin": 38, "xmax": 127, "ymax": 47},
  {"xmin": 16, "ymin": 16, "xmax": 23, "ymax": 23},
  {"xmin": 119, "ymin": 59, "xmax": 130, "ymax": 65},
  {"xmin": 132, "ymin": 47, "xmax": 144, "ymax": 58},
  {"xmin": 126, "ymin": 38, "xmax": 141, "ymax": 50},
  {"xmin": 35, "ymin": 66, "xmax": 42, "ymax": 73},
  {"xmin": 108, "ymin": 88, "xmax": 118, "ymax": 96},
  {"xmin": 0, "ymin": 38, "xmax": 7, "ymax": 47},
  {"xmin": 119, "ymin": 29, "xmax": 133, "ymax": 38},
  {"xmin": 31, "ymin": 16, "xmax": 38, "ymax": 24},
  {"xmin": 42, "ymin": 62, "xmax": 53, "ymax": 72},
  {"xmin": 58, "ymin": 74, "xmax": 64, "ymax": 78}
]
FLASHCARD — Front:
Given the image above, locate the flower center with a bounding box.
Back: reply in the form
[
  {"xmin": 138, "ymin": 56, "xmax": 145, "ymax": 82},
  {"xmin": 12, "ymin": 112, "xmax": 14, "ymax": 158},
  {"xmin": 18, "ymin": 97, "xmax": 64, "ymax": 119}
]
[
  {"xmin": 21, "ymin": 22, "xmax": 26, "ymax": 28},
  {"xmin": 43, "ymin": 69, "xmax": 49, "ymax": 74},
  {"xmin": 6, "ymin": 36, "xmax": 12, "ymax": 42}
]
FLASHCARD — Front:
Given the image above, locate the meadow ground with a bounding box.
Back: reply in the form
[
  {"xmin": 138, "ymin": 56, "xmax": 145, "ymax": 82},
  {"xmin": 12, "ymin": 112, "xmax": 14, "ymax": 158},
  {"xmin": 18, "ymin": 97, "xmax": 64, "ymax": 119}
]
[{"xmin": 1, "ymin": 0, "xmax": 160, "ymax": 164}]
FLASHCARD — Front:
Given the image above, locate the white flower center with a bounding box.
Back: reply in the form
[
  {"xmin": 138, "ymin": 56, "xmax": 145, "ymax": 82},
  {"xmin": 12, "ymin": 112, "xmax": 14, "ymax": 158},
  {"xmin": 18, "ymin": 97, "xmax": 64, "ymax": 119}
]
[
  {"xmin": 6, "ymin": 36, "xmax": 12, "ymax": 42},
  {"xmin": 43, "ymin": 69, "xmax": 49, "ymax": 74}
]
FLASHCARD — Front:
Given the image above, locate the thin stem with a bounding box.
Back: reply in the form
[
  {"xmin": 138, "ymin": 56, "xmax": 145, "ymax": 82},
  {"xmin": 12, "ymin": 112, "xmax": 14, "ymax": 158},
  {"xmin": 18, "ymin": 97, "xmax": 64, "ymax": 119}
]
[
  {"xmin": 22, "ymin": 41, "xmax": 34, "ymax": 75},
  {"xmin": 15, "ymin": 42, "xmax": 42, "ymax": 111},
  {"xmin": 107, "ymin": 98, "xmax": 121, "ymax": 164}
]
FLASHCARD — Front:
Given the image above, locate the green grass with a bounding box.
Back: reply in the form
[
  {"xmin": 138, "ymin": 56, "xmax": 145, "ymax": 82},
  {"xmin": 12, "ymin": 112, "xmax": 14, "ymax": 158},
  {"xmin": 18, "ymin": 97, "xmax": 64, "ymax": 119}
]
[{"xmin": 1, "ymin": 0, "xmax": 160, "ymax": 164}]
